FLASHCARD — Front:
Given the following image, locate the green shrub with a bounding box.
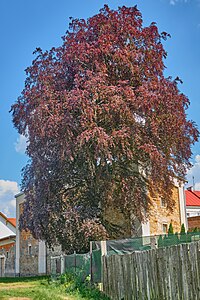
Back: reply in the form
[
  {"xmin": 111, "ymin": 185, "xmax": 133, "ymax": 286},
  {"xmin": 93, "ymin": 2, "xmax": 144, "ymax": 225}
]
[
  {"xmin": 59, "ymin": 271, "xmax": 110, "ymax": 300},
  {"xmin": 180, "ymin": 223, "xmax": 186, "ymax": 234},
  {"xmin": 193, "ymin": 227, "xmax": 199, "ymax": 233},
  {"xmin": 168, "ymin": 223, "xmax": 174, "ymax": 235}
]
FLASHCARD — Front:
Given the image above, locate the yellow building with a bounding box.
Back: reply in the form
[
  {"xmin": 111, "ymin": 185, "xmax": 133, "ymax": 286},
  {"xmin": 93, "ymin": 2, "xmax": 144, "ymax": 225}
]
[{"xmin": 104, "ymin": 178, "xmax": 187, "ymax": 238}]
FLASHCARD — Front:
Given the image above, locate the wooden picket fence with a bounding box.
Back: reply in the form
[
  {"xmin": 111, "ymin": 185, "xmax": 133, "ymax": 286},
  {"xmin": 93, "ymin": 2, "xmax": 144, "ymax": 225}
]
[{"xmin": 102, "ymin": 241, "xmax": 200, "ymax": 300}]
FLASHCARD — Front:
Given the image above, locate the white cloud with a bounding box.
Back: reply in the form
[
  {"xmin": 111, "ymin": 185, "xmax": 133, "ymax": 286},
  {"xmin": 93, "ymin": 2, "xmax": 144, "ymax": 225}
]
[
  {"xmin": 15, "ymin": 134, "xmax": 27, "ymax": 154},
  {"xmin": 187, "ymin": 155, "xmax": 200, "ymax": 190},
  {"xmin": 195, "ymin": 182, "xmax": 200, "ymax": 190},
  {"xmin": 169, "ymin": 0, "xmax": 188, "ymax": 4},
  {"xmin": 0, "ymin": 180, "xmax": 20, "ymax": 217}
]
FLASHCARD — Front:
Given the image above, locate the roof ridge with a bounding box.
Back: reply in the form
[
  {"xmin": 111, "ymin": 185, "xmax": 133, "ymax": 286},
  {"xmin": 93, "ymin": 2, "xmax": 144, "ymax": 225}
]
[{"xmin": 0, "ymin": 212, "xmax": 16, "ymax": 227}]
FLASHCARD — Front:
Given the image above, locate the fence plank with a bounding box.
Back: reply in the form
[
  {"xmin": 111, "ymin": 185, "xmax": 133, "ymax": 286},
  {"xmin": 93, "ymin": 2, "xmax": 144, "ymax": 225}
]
[{"xmin": 102, "ymin": 241, "xmax": 200, "ymax": 300}]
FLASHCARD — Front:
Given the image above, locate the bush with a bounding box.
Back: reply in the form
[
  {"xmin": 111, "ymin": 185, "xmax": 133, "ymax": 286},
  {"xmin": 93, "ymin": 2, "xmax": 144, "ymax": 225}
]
[
  {"xmin": 59, "ymin": 272, "xmax": 110, "ymax": 299},
  {"xmin": 168, "ymin": 223, "xmax": 174, "ymax": 235},
  {"xmin": 180, "ymin": 223, "xmax": 186, "ymax": 234},
  {"xmin": 193, "ymin": 227, "xmax": 199, "ymax": 233}
]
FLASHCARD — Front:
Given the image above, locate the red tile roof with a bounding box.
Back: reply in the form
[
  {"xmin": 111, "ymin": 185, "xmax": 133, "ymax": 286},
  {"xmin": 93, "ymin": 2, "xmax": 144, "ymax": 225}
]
[
  {"xmin": 0, "ymin": 212, "xmax": 16, "ymax": 227},
  {"xmin": 8, "ymin": 218, "xmax": 16, "ymax": 227},
  {"xmin": 185, "ymin": 190, "xmax": 200, "ymax": 207}
]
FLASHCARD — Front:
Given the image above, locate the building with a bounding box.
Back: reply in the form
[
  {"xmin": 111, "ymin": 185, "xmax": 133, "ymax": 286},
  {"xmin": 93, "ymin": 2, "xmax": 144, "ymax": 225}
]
[
  {"xmin": 0, "ymin": 212, "xmax": 16, "ymax": 277},
  {"xmin": 147, "ymin": 179, "xmax": 187, "ymax": 235},
  {"xmin": 103, "ymin": 178, "xmax": 187, "ymax": 238},
  {"xmin": 1, "ymin": 179, "xmax": 188, "ymax": 277},
  {"xmin": 185, "ymin": 189, "xmax": 200, "ymax": 218},
  {"xmin": 185, "ymin": 189, "xmax": 200, "ymax": 231},
  {"xmin": 15, "ymin": 192, "xmax": 62, "ymax": 276}
]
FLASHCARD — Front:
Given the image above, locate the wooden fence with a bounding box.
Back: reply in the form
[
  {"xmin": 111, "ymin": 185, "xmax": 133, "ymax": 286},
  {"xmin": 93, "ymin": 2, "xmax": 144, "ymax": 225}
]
[{"xmin": 102, "ymin": 241, "xmax": 200, "ymax": 300}]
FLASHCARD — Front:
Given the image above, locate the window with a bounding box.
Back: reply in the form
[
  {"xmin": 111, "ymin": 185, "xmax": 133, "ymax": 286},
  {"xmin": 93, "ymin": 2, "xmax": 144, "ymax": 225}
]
[
  {"xmin": 160, "ymin": 197, "xmax": 166, "ymax": 208},
  {"xmin": 187, "ymin": 213, "xmax": 190, "ymax": 217},
  {"xmin": 28, "ymin": 245, "xmax": 32, "ymax": 256},
  {"xmin": 163, "ymin": 224, "xmax": 168, "ymax": 234}
]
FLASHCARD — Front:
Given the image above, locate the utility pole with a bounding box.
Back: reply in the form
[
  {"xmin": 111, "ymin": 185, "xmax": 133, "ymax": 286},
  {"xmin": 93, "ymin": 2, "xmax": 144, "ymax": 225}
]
[{"xmin": 193, "ymin": 176, "xmax": 195, "ymax": 191}]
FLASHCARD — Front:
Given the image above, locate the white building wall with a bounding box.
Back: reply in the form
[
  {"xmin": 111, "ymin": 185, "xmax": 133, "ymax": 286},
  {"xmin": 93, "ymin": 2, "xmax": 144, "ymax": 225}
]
[
  {"xmin": 174, "ymin": 179, "xmax": 188, "ymax": 230},
  {"xmin": 142, "ymin": 221, "xmax": 150, "ymax": 236},
  {"xmin": 38, "ymin": 241, "xmax": 46, "ymax": 274},
  {"xmin": 186, "ymin": 207, "xmax": 200, "ymax": 218}
]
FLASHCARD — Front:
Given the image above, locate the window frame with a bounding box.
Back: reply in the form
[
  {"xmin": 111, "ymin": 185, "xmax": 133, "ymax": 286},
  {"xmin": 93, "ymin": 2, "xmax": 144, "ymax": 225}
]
[{"xmin": 162, "ymin": 223, "xmax": 168, "ymax": 234}]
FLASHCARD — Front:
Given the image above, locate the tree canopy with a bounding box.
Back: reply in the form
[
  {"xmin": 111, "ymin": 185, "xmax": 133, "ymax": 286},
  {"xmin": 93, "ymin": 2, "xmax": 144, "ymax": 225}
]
[{"xmin": 11, "ymin": 5, "xmax": 198, "ymax": 253}]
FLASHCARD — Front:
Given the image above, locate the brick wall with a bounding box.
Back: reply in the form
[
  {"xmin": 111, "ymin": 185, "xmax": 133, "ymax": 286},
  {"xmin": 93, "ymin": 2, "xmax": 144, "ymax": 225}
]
[{"xmin": 188, "ymin": 216, "xmax": 200, "ymax": 230}]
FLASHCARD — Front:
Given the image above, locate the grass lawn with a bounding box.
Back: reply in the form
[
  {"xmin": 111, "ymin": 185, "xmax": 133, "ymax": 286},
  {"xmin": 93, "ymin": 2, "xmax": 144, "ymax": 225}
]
[{"xmin": 0, "ymin": 276, "xmax": 82, "ymax": 300}]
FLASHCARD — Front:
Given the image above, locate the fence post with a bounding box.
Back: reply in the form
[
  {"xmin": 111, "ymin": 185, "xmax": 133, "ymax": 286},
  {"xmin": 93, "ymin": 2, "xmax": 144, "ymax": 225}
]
[
  {"xmin": 60, "ymin": 255, "xmax": 65, "ymax": 274},
  {"xmin": 101, "ymin": 240, "xmax": 107, "ymax": 256},
  {"xmin": 101, "ymin": 240, "xmax": 107, "ymax": 291},
  {"xmin": 74, "ymin": 251, "xmax": 76, "ymax": 274},
  {"xmin": 90, "ymin": 241, "xmax": 93, "ymax": 284},
  {"xmin": 50, "ymin": 256, "xmax": 52, "ymax": 276}
]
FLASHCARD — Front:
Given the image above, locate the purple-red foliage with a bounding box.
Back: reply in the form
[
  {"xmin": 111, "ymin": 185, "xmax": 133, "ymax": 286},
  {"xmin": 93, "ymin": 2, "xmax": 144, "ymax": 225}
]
[{"xmin": 11, "ymin": 5, "xmax": 198, "ymax": 253}]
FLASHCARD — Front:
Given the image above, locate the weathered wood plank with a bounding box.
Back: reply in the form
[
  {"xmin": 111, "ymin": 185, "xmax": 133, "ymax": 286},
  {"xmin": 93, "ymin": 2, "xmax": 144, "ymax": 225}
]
[{"xmin": 102, "ymin": 241, "xmax": 200, "ymax": 300}]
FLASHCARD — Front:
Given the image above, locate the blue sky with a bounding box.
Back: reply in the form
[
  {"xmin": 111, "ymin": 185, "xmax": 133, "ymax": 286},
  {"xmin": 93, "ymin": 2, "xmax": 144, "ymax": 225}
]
[{"xmin": 0, "ymin": 0, "xmax": 200, "ymax": 216}]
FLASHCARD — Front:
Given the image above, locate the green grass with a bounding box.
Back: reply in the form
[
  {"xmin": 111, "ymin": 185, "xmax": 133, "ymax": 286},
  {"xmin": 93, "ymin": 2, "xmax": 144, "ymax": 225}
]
[
  {"xmin": 0, "ymin": 275, "xmax": 110, "ymax": 300},
  {"xmin": 0, "ymin": 276, "xmax": 78, "ymax": 300}
]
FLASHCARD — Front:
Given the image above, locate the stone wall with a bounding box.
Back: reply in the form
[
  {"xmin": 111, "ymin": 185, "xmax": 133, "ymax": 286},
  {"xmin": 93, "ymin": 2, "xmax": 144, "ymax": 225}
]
[
  {"xmin": 0, "ymin": 243, "xmax": 15, "ymax": 276},
  {"xmin": 188, "ymin": 216, "xmax": 200, "ymax": 230},
  {"xmin": 19, "ymin": 229, "xmax": 63, "ymax": 276},
  {"xmin": 19, "ymin": 229, "xmax": 39, "ymax": 276},
  {"xmin": 149, "ymin": 186, "xmax": 182, "ymax": 235},
  {"xmin": 18, "ymin": 201, "xmax": 39, "ymax": 276},
  {"xmin": 103, "ymin": 186, "xmax": 183, "ymax": 238},
  {"xmin": 46, "ymin": 244, "xmax": 62, "ymax": 274},
  {"xmin": 103, "ymin": 204, "xmax": 131, "ymax": 239},
  {"xmin": 18, "ymin": 202, "xmax": 63, "ymax": 276}
]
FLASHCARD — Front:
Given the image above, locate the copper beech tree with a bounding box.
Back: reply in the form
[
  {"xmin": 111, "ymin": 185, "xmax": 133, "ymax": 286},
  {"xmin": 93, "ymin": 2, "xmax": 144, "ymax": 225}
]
[{"xmin": 11, "ymin": 5, "xmax": 198, "ymax": 252}]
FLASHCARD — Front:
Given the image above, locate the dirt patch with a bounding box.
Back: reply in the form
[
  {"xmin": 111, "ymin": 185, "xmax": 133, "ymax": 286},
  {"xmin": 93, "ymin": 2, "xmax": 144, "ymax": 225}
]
[
  {"xmin": 0, "ymin": 284, "xmax": 36, "ymax": 290},
  {"xmin": 7, "ymin": 298, "xmax": 32, "ymax": 300},
  {"xmin": 1, "ymin": 295, "xmax": 71, "ymax": 300}
]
